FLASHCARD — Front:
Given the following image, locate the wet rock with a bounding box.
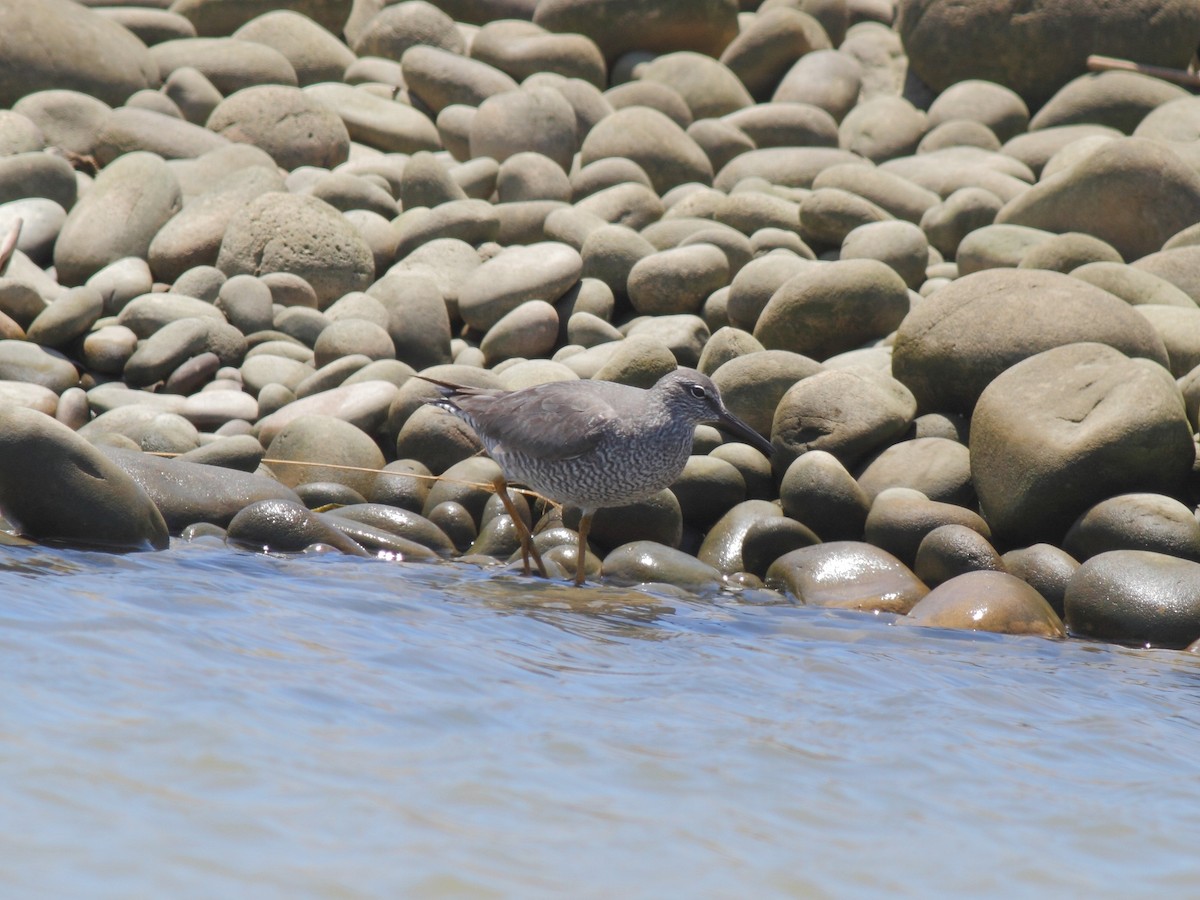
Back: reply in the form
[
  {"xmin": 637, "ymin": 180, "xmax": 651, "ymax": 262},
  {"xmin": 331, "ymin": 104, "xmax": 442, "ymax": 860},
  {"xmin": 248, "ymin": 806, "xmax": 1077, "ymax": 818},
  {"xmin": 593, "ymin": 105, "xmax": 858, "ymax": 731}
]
[
  {"xmin": 602, "ymin": 540, "xmax": 725, "ymax": 590},
  {"xmin": 779, "ymin": 449, "xmax": 870, "ymax": 542},
  {"xmin": 892, "ymin": 268, "xmax": 1170, "ymax": 415},
  {"xmin": 670, "ymin": 454, "xmax": 746, "ymax": 531},
  {"xmin": 697, "ymin": 498, "xmax": 781, "ymax": 574},
  {"xmin": 740, "ymin": 515, "xmax": 820, "ymax": 577},
  {"xmin": 422, "ymin": 456, "xmax": 503, "ymax": 523},
  {"xmin": 0, "ymin": 406, "xmax": 167, "ymax": 550},
  {"xmin": 1001, "ymin": 544, "xmax": 1080, "ymax": 618},
  {"xmin": 217, "ymin": 192, "xmax": 375, "ymax": 308},
  {"xmin": 913, "ymin": 523, "xmax": 1005, "ymax": 588},
  {"xmin": 970, "ymin": 343, "xmax": 1194, "ymax": 546},
  {"xmin": 368, "ymin": 458, "xmax": 434, "ymax": 513},
  {"xmin": 1064, "ymin": 549, "xmax": 1200, "ymax": 648},
  {"xmin": 226, "ymin": 498, "xmax": 369, "ymax": 556},
  {"xmin": 330, "ymin": 503, "xmax": 455, "ymax": 556},
  {"xmin": 902, "ymin": 571, "xmax": 1064, "ymax": 637},
  {"xmin": 569, "ymin": 489, "xmax": 683, "ymax": 551},
  {"xmin": 767, "ymin": 540, "xmax": 929, "ymax": 613}
]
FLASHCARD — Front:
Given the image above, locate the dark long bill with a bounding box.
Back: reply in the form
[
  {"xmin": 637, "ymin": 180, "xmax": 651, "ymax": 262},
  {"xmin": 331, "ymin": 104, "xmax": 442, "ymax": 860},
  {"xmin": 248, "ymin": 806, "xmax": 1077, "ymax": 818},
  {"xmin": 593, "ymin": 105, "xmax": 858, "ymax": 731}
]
[{"xmin": 714, "ymin": 407, "xmax": 774, "ymax": 457}]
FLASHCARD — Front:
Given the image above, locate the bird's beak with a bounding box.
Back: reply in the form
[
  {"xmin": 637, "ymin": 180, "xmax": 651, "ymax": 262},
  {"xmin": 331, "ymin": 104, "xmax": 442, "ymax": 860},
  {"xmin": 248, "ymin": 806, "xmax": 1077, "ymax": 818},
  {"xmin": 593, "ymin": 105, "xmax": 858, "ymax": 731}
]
[{"xmin": 714, "ymin": 407, "xmax": 774, "ymax": 457}]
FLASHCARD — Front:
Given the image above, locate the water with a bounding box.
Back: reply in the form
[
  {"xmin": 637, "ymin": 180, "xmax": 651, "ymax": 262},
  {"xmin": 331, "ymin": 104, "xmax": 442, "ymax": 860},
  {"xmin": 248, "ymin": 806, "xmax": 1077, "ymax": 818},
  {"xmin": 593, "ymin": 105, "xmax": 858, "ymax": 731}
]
[{"xmin": 1, "ymin": 540, "xmax": 1198, "ymax": 898}]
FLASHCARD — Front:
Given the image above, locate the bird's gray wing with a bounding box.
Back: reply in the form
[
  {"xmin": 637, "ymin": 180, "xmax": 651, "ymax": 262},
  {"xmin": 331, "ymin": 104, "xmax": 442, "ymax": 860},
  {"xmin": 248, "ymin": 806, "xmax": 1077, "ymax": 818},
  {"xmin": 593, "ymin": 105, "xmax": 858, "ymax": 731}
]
[{"xmin": 452, "ymin": 383, "xmax": 615, "ymax": 461}]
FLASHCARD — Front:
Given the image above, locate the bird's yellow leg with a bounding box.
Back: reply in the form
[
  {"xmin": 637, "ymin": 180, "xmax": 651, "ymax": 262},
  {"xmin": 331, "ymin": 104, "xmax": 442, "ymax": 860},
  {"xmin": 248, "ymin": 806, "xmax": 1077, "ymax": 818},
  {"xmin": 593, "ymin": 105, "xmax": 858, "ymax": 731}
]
[{"xmin": 492, "ymin": 475, "xmax": 547, "ymax": 578}]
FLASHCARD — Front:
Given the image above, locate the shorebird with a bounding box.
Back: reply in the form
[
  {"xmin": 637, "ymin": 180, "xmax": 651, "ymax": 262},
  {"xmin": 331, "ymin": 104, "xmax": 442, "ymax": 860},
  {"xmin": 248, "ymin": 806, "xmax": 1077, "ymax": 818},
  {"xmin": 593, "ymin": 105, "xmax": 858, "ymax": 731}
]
[{"xmin": 419, "ymin": 368, "xmax": 773, "ymax": 586}]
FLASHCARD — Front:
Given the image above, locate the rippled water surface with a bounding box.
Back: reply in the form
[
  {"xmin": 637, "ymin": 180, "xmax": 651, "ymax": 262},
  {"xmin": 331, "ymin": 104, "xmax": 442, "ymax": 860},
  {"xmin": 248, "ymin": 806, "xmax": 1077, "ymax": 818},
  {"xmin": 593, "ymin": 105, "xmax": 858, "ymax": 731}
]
[{"xmin": 1, "ymin": 541, "xmax": 1199, "ymax": 898}]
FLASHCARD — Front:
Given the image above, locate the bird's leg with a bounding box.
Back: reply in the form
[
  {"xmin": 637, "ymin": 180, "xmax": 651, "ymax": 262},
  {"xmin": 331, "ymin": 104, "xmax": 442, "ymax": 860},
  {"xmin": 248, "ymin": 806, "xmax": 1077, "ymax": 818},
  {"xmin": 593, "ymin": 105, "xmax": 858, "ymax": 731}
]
[
  {"xmin": 574, "ymin": 509, "xmax": 595, "ymax": 587},
  {"xmin": 492, "ymin": 475, "xmax": 547, "ymax": 578}
]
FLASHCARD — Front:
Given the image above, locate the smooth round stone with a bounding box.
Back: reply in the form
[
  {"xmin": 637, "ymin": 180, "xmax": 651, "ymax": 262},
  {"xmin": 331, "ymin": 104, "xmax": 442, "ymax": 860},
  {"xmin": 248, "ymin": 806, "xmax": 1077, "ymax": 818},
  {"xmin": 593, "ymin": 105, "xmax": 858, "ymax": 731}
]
[
  {"xmin": 710, "ymin": 349, "xmax": 821, "ymax": 437},
  {"xmin": 1070, "ymin": 261, "xmax": 1196, "ymax": 309},
  {"xmin": 480, "ymin": 300, "xmax": 558, "ymax": 365},
  {"xmin": 302, "ymin": 82, "xmax": 440, "ymax": 154},
  {"xmin": 880, "ymin": 149, "xmax": 1032, "ymax": 207},
  {"xmin": 534, "ymin": 0, "xmax": 737, "ymax": 59},
  {"xmin": 1135, "ymin": 305, "xmax": 1200, "ymax": 377},
  {"xmin": 800, "ymin": 187, "xmax": 892, "ymax": 249},
  {"xmin": 393, "ymin": 200, "xmax": 499, "ymax": 260},
  {"xmin": 0, "ymin": 380, "xmax": 57, "ymax": 416},
  {"xmin": 1064, "ymin": 549, "xmax": 1200, "ymax": 648},
  {"xmin": 591, "ymin": 336, "xmax": 678, "ymax": 388},
  {"xmin": 972, "ymin": 343, "xmax": 1193, "ymax": 546},
  {"xmin": 696, "ymin": 326, "xmax": 764, "ymax": 376},
  {"xmin": 163, "ymin": 349, "xmax": 219, "ymax": 395},
  {"xmin": 214, "ymin": 274, "xmax": 273, "ymax": 335},
  {"xmin": 1032, "ymin": 70, "xmax": 1187, "ymax": 133},
  {"xmin": 892, "ymin": 268, "xmax": 1170, "ymax": 415},
  {"xmin": 0, "ymin": 339, "xmax": 78, "ymax": 392},
  {"xmin": 366, "ymin": 273, "xmax": 452, "ymax": 371},
  {"xmin": 719, "ymin": 7, "xmax": 832, "ymax": 102},
  {"xmin": 714, "ymin": 146, "xmax": 867, "ymax": 193},
  {"xmin": 420, "ymin": 456, "xmax": 502, "ymax": 525},
  {"xmin": 117, "ymin": 293, "xmax": 224, "ymax": 339},
  {"xmin": 208, "ymin": 84, "xmax": 350, "ymax": 170},
  {"xmin": 636, "ymin": 51, "xmax": 752, "ymax": 119},
  {"xmin": 1001, "ymin": 543, "xmax": 1079, "ymax": 618},
  {"xmin": 567, "ymin": 489, "xmax": 683, "ymax": 551},
  {"xmin": 396, "ymin": 404, "xmax": 484, "ymax": 474},
  {"xmin": 1131, "ymin": 245, "xmax": 1200, "ymax": 304},
  {"xmin": 368, "ymin": 458, "xmax": 433, "ymax": 513},
  {"xmin": 397, "ymin": 151, "xmax": 467, "ymax": 209},
  {"xmin": 264, "ymin": 413, "xmax": 384, "ymax": 495},
  {"xmin": 127, "ymin": 411, "xmax": 200, "ymax": 454},
  {"xmin": 231, "ymin": 10, "xmax": 356, "ymax": 87},
  {"xmin": 493, "ymin": 199, "xmax": 571, "ymax": 245},
  {"xmin": 570, "ymin": 158, "xmax": 653, "ymax": 201},
  {"xmin": 686, "ymin": 118, "xmax": 755, "ymax": 173},
  {"xmin": 0, "ymin": 197, "xmax": 65, "ymax": 267},
  {"xmin": 92, "ymin": 106, "xmax": 228, "ymax": 167},
  {"xmin": 919, "ymin": 187, "xmax": 1005, "ymax": 259},
  {"xmin": 601, "ymin": 540, "xmax": 724, "ymax": 590},
  {"xmin": 54, "ymin": 151, "xmax": 181, "ymax": 286},
  {"xmin": 902, "ymin": 571, "xmax": 1064, "ymax": 637},
  {"xmin": 567, "ymin": 311, "xmax": 623, "ymax": 348},
  {"xmin": 625, "ymin": 315, "xmax": 710, "ymax": 368},
  {"xmin": 725, "ymin": 253, "xmax": 814, "ymax": 332},
  {"xmin": 123, "ymin": 317, "xmax": 245, "ymax": 388},
  {"xmin": 0, "ymin": 0, "xmax": 157, "ymax": 108},
  {"xmin": 171, "ymin": 266, "xmax": 225, "ymax": 303},
  {"xmin": 470, "ymin": 87, "xmax": 576, "ymax": 171},
  {"xmin": 627, "ymin": 244, "xmax": 729, "ymax": 317},
  {"xmin": 240, "ymin": 354, "xmax": 314, "ymax": 395},
  {"xmin": 256, "ymin": 380, "xmax": 399, "ymax": 448},
  {"xmin": 857, "ymin": 437, "xmax": 973, "ymax": 507},
  {"xmin": 767, "ymin": 540, "xmax": 929, "ymax": 613},
  {"xmin": 738, "ymin": 515, "xmax": 820, "ymax": 577},
  {"xmin": 713, "ymin": 191, "xmax": 803, "ymax": 240},
  {"xmin": 457, "ymin": 241, "xmax": 582, "ymax": 331},
  {"xmin": 496, "ymin": 152, "xmax": 571, "ymax": 203},
  {"xmin": 349, "ymin": 1, "xmax": 463, "ymax": 59},
  {"xmin": 996, "ymin": 138, "xmax": 1200, "ymax": 262},
  {"xmin": 1063, "ymin": 493, "xmax": 1200, "ymax": 563},
  {"xmin": 26, "ymin": 285, "xmax": 104, "ymax": 349},
  {"xmin": 148, "ymin": 37, "xmax": 298, "ymax": 95},
  {"xmin": 161, "ymin": 66, "xmax": 221, "ymax": 126},
  {"xmin": 312, "ymin": 320, "xmax": 394, "ymax": 370},
  {"xmin": 471, "ymin": 19, "xmax": 604, "ymax": 88},
  {"xmin": 772, "ymin": 369, "xmax": 916, "ymax": 473},
  {"xmin": 839, "ymin": 95, "xmax": 926, "ymax": 163},
  {"xmin": 578, "ymin": 224, "xmax": 656, "ymax": 303},
  {"xmin": 917, "ymin": 119, "xmax": 1002, "ymax": 154},
  {"xmin": 696, "ymin": 498, "xmax": 780, "ymax": 574},
  {"xmin": 574, "ymin": 182, "xmax": 664, "ymax": 231},
  {"xmin": 925, "ymin": 79, "xmax": 1030, "ymax": 143},
  {"xmin": 333, "ymin": 503, "xmax": 455, "ymax": 556},
  {"xmin": 840, "ymin": 220, "xmax": 929, "ymax": 289},
  {"xmin": 670, "ymin": 454, "xmax": 746, "ymax": 531},
  {"xmin": 464, "ymin": 512, "xmax": 524, "ymax": 560},
  {"xmin": 579, "ymin": 106, "xmax": 713, "ymax": 194},
  {"xmin": 390, "ymin": 238, "xmax": 479, "ymax": 317},
  {"xmin": 913, "ymin": 523, "xmax": 1005, "ymax": 588},
  {"xmin": 863, "ymin": 487, "xmax": 991, "ymax": 568},
  {"xmin": 399, "ymin": 44, "xmax": 519, "ymax": 115},
  {"xmin": 755, "ymin": 259, "xmax": 909, "ymax": 360},
  {"xmin": 175, "ymin": 433, "xmax": 265, "ymax": 472},
  {"xmin": 149, "ymin": 166, "xmax": 288, "ymax": 283},
  {"xmin": 426, "ymin": 499, "xmax": 477, "ymax": 552},
  {"xmin": 294, "ymin": 482, "xmax": 367, "ymax": 510},
  {"xmin": 217, "ymin": 192, "xmax": 374, "ymax": 308},
  {"xmin": 772, "ymin": 48, "xmax": 862, "ymax": 121},
  {"xmin": 0, "ymin": 151, "xmax": 76, "ymax": 212},
  {"xmin": 226, "ymin": 498, "xmax": 367, "ymax": 556},
  {"xmin": 181, "ymin": 389, "xmax": 258, "ymax": 430},
  {"xmin": 779, "ymin": 449, "xmax": 870, "ymax": 542},
  {"xmin": 10, "ymin": 90, "xmax": 108, "ymax": 159},
  {"xmin": 0, "ymin": 406, "xmax": 167, "ymax": 549}
]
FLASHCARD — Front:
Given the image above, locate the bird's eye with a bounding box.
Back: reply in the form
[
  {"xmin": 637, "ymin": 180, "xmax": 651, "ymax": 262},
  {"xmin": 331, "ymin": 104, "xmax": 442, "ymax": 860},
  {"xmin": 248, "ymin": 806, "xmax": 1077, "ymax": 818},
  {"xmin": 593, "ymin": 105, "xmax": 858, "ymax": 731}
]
[{"xmin": 688, "ymin": 384, "xmax": 707, "ymax": 399}]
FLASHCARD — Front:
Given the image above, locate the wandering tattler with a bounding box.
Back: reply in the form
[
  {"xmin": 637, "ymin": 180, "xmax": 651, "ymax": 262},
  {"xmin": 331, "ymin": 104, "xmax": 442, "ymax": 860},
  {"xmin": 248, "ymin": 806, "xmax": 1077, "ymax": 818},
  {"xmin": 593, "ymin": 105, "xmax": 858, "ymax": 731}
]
[{"xmin": 419, "ymin": 367, "xmax": 774, "ymax": 586}]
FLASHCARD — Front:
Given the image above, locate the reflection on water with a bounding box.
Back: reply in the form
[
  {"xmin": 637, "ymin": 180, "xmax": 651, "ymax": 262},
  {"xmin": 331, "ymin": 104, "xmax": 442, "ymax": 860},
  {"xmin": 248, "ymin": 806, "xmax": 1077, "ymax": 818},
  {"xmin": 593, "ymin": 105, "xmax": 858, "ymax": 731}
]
[{"xmin": 0, "ymin": 541, "xmax": 1199, "ymax": 897}]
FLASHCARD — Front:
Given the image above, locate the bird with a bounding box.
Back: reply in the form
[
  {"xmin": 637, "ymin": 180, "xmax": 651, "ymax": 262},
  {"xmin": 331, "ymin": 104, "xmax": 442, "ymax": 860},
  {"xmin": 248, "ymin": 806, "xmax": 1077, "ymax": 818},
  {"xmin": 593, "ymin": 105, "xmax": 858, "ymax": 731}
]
[{"xmin": 418, "ymin": 367, "xmax": 774, "ymax": 586}]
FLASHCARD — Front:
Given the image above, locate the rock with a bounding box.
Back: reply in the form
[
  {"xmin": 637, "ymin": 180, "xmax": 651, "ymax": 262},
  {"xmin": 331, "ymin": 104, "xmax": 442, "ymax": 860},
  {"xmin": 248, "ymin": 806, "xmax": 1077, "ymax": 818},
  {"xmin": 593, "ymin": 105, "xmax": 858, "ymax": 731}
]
[
  {"xmin": 226, "ymin": 498, "xmax": 369, "ymax": 556},
  {"xmin": 217, "ymin": 192, "xmax": 374, "ymax": 308},
  {"xmin": 26, "ymin": 286, "xmax": 103, "ymax": 350},
  {"xmin": 913, "ymin": 523, "xmax": 1005, "ymax": 588},
  {"xmin": 533, "ymin": 0, "xmax": 739, "ymax": 60},
  {"xmin": 399, "ymin": 44, "xmax": 519, "ymax": 114},
  {"xmin": 971, "ymin": 343, "xmax": 1194, "ymax": 546},
  {"xmin": 863, "ymin": 487, "xmax": 991, "ymax": 568},
  {"xmin": 779, "ymin": 449, "xmax": 870, "ymax": 541},
  {"xmin": 0, "ymin": 339, "xmax": 78, "ymax": 393},
  {"xmin": 264, "ymin": 413, "xmax": 384, "ymax": 496},
  {"xmin": 480, "ymin": 300, "xmax": 559, "ymax": 364},
  {"xmin": 840, "ymin": 220, "xmax": 929, "ymax": 289},
  {"xmin": 772, "ymin": 368, "xmax": 916, "ymax": 472},
  {"xmin": 366, "ymin": 273, "xmax": 452, "ymax": 371},
  {"xmin": 857, "ymin": 437, "xmax": 973, "ymax": 506},
  {"xmin": 696, "ymin": 498, "xmax": 779, "ymax": 574},
  {"xmin": 626, "ymin": 244, "xmax": 729, "ymax": 317},
  {"xmin": 1018, "ymin": 232, "xmax": 1123, "ymax": 272},
  {"xmin": 92, "ymin": 107, "xmax": 230, "ymax": 166},
  {"xmin": 1001, "ymin": 543, "xmax": 1079, "ymax": 617},
  {"xmin": 1063, "ymin": 493, "xmax": 1200, "ymax": 562},
  {"xmin": 636, "ymin": 51, "xmax": 753, "ymax": 119},
  {"xmin": 902, "ymin": 570, "xmax": 1064, "ymax": 636},
  {"xmin": 303, "ymin": 82, "xmax": 441, "ymax": 153},
  {"xmin": 954, "ymin": 223, "xmax": 1053, "ymax": 274},
  {"xmin": 710, "ymin": 348, "xmax": 821, "ymax": 436},
  {"xmin": 925, "ymin": 79, "xmax": 1030, "ymax": 143},
  {"xmin": 206, "ymin": 84, "xmax": 350, "ymax": 171},
  {"xmin": 767, "ymin": 540, "xmax": 929, "ymax": 613},
  {"xmin": 1131, "ymin": 245, "xmax": 1200, "ymax": 305},
  {"xmin": 714, "ymin": 146, "xmax": 867, "ymax": 192},
  {"xmin": 813, "ymin": 164, "xmax": 940, "ymax": 226},
  {"xmin": 0, "ymin": 406, "xmax": 167, "ymax": 550},
  {"xmin": 800, "ymin": 187, "xmax": 892, "ymax": 249},
  {"xmin": 350, "ymin": 1, "xmax": 464, "ymax": 60},
  {"xmin": 470, "ymin": 19, "xmax": 605, "ymax": 88},
  {"xmin": 892, "ymin": 268, "xmax": 1171, "ymax": 414},
  {"xmin": 602, "ymin": 540, "xmax": 724, "ymax": 590},
  {"xmin": 720, "ymin": 7, "xmax": 832, "ymax": 102},
  {"xmin": 457, "ymin": 242, "xmax": 581, "ymax": 331},
  {"xmin": 897, "ymin": 0, "xmax": 1200, "ymax": 109},
  {"xmin": 580, "ymin": 105, "xmax": 712, "ymax": 194},
  {"xmin": 1030, "ymin": 71, "xmax": 1189, "ymax": 134},
  {"xmin": 257, "ymin": 380, "xmax": 399, "ymax": 447},
  {"xmin": 232, "ymin": 10, "xmax": 356, "ymax": 86},
  {"xmin": 54, "ymin": 152, "xmax": 181, "ymax": 286},
  {"xmin": 1065, "ymin": 550, "xmax": 1200, "ymax": 648},
  {"xmin": 838, "ymin": 95, "xmax": 926, "ymax": 163},
  {"xmin": 0, "ymin": 0, "xmax": 157, "ymax": 108},
  {"xmin": 773, "ymin": 48, "xmax": 862, "ymax": 121},
  {"xmin": 469, "ymin": 87, "xmax": 577, "ymax": 170},
  {"xmin": 497, "ymin": 152, "xmax": 572, "ymax": 203},
  {"xmin": 754, "ymin": 259, "xmax": 909, "ymax": 360},
  {"xmin": 996, "ymin": 138, "xmax": 1200, "ymax": 261},
  {"xmin": 1070, "ymin": 261, "xmax": 1198, "ymax": 309},
  {"xmin": 149, "ymin": 37, "xmax": 298, "ymax": 95}
]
